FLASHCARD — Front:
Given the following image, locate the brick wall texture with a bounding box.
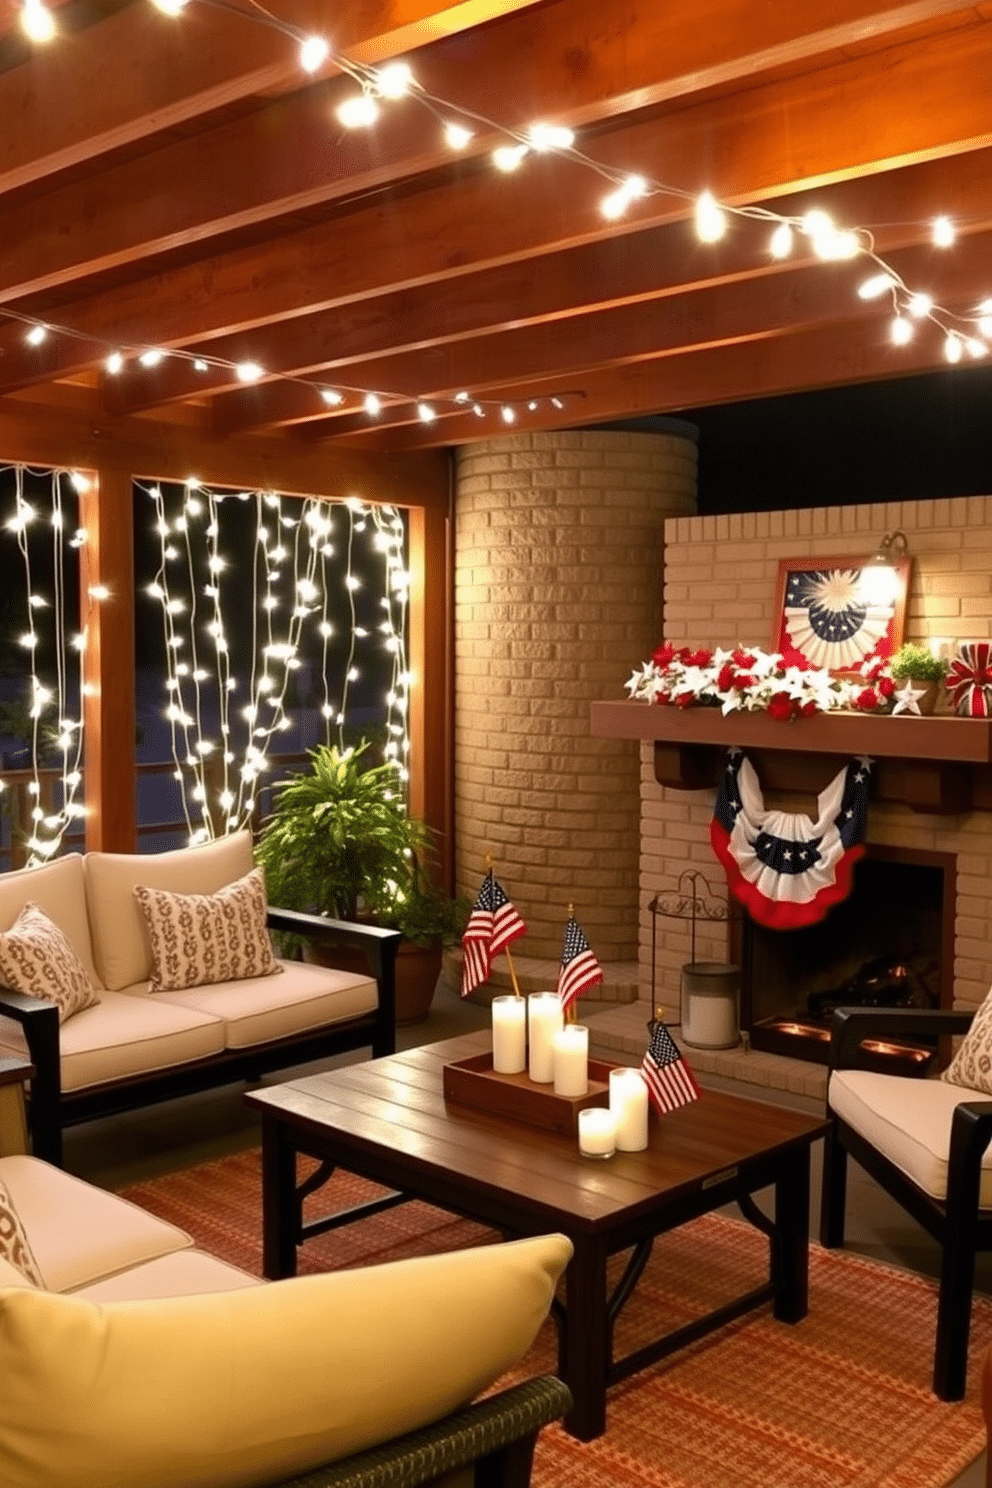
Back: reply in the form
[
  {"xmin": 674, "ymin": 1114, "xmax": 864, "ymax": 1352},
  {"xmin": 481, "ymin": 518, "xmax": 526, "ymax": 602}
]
[
  {"xmin": 454, "ymin": 428, "xmax": 697, "ymax": 960},
  {"xmin": 647, "ymin": 494, "xmax": 992, "ymax": 1015}
]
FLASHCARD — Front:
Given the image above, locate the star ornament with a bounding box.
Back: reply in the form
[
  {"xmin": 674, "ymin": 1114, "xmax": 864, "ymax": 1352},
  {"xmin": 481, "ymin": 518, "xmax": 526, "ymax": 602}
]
[{"xmin": 891, "ymin": 679, "xmax": 927, "ymax": 716}]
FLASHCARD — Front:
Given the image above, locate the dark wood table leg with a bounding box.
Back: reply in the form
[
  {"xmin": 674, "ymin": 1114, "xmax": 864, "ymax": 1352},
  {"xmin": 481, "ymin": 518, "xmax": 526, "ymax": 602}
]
[
  {"xmin": 560, "ymin": 1237, "xmax": 609, "ymax": 1441},
  {"xmin": 260, "ymin": 1114, "xmax": 298, "ymax": 1279},
  {"xmin": 773, "ymin": 1145, "xmax": 811, "ymax": 1323}
]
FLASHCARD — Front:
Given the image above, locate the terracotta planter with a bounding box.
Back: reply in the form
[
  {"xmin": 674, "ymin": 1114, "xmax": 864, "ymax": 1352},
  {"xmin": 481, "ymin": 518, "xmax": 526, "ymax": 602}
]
[{"xmin": 304, "ymin": 934, "xmax": 443, "ymax": 1025}]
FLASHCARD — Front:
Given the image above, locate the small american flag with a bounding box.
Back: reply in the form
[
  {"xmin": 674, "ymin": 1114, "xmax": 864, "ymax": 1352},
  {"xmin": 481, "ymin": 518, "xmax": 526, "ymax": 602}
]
[
  {"xmin": 460, "ymin": 870, "xmax": 526, "ymax": 998},
  {"xmin": 641, "ymin": 1020, "xmax": 701, "ymax": 1114},
  {"xmin": 556, "ymin": 916, "xmax": 603, "ymax": 1013}
]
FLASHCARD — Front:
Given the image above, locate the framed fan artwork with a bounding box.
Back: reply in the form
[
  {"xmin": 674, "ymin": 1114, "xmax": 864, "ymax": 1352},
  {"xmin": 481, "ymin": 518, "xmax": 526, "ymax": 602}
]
[{"xmin": 771, "ymin": 555, "xmax": 911, "ymax": 675}]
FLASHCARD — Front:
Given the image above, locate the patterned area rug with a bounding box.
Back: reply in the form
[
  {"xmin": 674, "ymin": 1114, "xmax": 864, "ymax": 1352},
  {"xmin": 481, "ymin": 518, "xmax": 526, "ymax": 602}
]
[{"xmin": 124, "ymin": 1149, "xmax": 992, "ymax": 1488}]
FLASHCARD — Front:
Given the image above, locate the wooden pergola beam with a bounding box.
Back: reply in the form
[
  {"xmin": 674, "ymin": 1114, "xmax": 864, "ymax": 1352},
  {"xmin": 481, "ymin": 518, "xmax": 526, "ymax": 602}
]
[
  {"xmin": 0, "ymin": 0, "xmax": 973, "ymax": 304},
  {"xmin": 1, "ymin": 18, "xmax": 987, "ymax": 395}
]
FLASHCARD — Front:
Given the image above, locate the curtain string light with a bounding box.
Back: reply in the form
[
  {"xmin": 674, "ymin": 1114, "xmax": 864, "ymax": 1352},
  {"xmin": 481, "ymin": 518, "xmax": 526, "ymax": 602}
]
[
  {"xmin": 1, "ymin": 464, "xmax": 88, "ymax": 865},
  {"xmin": 139, "ymin": 480, "xmax": 410, "ymax": 845}
]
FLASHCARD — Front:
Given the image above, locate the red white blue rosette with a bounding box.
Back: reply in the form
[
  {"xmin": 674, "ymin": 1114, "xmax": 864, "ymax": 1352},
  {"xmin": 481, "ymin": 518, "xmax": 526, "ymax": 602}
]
[{"xmin": 947, "ymin": 642, "xmax": 992, "ymax": 718}]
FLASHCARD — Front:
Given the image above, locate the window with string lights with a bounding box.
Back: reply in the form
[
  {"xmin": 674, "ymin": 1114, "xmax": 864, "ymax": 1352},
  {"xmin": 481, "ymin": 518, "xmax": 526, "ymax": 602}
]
[
  {"xmin": 0, "ymin": 464, "xmax": 88, "ymax": 871},
  {"xmin": 133, "ymin": 481, "xmax": 412, "ymax": 853}
]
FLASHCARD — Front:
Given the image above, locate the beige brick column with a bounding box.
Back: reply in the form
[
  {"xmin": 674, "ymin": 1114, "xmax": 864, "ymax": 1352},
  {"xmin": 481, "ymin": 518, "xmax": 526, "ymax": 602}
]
[{"xmin": 453, "ymin": 426, "xmax": 697, "ymax": 986}]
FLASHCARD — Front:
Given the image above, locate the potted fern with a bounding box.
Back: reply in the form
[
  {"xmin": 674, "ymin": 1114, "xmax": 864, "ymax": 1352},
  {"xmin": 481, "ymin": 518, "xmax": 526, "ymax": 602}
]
[
  {"xmin": 254, "ymin": 741, "xmax": 467, "ymax": 1022},
  {"xmin": 889, "ymin": 642, "xmax": 949, "ymax": 715}
]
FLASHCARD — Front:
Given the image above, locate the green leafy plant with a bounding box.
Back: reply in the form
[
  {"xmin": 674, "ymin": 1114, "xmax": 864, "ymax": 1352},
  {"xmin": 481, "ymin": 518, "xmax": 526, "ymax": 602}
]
[
  {"xmin": 254, "ymin": 741, "xmax": 463, "ymax": 946},
  {"xmin": 889, "ymin": 643, "xmax": 948, "ymax": 683}
]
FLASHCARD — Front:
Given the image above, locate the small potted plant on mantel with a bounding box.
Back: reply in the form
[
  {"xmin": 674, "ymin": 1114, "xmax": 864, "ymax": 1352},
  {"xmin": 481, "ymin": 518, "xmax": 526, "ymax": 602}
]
[
  {"xmin": 254, "ymin": 741, "xmax": 468, "ymax": 1023},
  {"xmin": 889, "ymin": 642, "xmax": 949, "ymax": 715}
]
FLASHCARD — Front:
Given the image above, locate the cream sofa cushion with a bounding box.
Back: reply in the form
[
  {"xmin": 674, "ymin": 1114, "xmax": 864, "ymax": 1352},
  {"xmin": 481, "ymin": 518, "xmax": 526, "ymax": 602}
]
[
  {"xmin": 74, "ymin": 1249, "xmax": 262, "ymax": 1302},
  {"xmin": 134, "ymin": 867, "xmax": 281, "ymax": 993},
  {"xmin": 0, "ymin": 854, "xmax": 99, "ymax": 987},
  {"xmin": 85, "ymin": 832, "xmax": 255, "ymax": 991},
  {"xmin": 829, "ymin": 1068, "xmax": 992, "ymax": 1206},
  {"xmin": 159, "ymin": 959, "xmax": 377, "ymax": 1048},
  {"xmin": 0, "ymin": 1231, "xmax": 572, "ymax": 1488},
  {"xmin": 0, "ymin": 988, "xmax": 225, "ymax": 1094},
  {"xmin": 0, "ymin": 903, "xmax": 101, "ymax": 1025},
  {"xmin": 0, "ymin": 1155, "xmax": 193, "ymax": 1292}
]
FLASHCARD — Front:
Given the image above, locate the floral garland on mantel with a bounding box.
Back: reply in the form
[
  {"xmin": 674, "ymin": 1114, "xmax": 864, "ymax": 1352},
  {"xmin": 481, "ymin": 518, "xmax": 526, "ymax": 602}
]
[{"xmin": 626, "ymin": 643, "xmax": 898, "ymax": 720}]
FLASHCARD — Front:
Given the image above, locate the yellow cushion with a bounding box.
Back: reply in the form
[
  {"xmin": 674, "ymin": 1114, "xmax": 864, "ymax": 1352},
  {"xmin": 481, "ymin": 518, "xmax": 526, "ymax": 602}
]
[
  {"xmin": 134, "ymin": 867, "xmax": 281, "ymax": 993},
  {"xmin": 0, "ymin": 903, "xmax": 101, "ymax": 1026},
  {"xmin": 0, "ymin": 1231, "xmax": 572, "ymax": 1488}
]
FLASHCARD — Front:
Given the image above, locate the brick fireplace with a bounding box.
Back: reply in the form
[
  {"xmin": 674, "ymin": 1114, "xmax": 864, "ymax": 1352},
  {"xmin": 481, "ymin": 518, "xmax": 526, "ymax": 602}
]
[{"xmin": 596, "ymin": 494, "xmax": 992, "ymax": 1056}]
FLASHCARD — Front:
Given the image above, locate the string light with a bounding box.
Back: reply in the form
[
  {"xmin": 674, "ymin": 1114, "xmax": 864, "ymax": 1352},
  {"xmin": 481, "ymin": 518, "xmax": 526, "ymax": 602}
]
[
  {"xmin": 138, "ymin": 482, "xmax": 413, "ymax": 839},
  {"xmin": 3, "ymin": 0, "xmax": 986, "ymax": 421},
  {"xmin": 20, "ymin": 0, "xmax": 56, "ymax": 42},
  {"xmin": 1, "ymin": 465, "xmax": 88, "ymax": 864}
]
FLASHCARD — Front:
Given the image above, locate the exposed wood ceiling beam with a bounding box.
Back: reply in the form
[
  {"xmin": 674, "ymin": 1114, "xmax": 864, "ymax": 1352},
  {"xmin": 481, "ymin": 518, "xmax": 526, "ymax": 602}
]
[
  {"xmin": 0, "ymin": 0, "xmax": 546, "ymax": 193},
  {"xmin": 0, "ymin": 0, "xmax": 975, "ymax": 302},
  {"xmin": 333, "ymin": 315, "xmax": 977, "ymax": 452},
  {"xmin": 0, "ymin": 17, "xmax": 987, "ymax": 399}
]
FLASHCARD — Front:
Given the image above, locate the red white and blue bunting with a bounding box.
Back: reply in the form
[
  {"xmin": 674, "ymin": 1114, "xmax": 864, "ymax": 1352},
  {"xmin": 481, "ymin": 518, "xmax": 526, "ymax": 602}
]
[{"xmin": 710, "ymin": 750, "xmax": 872, "ymax": 930}]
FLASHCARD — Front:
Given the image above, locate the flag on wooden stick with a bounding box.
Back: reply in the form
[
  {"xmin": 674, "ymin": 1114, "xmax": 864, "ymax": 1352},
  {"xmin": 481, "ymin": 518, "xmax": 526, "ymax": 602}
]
[
  {"xmin": 641, "ymin": 1018, "xmax": 701, "ymax": 1114},
  {"xmin": 459, "ymin": 869, "xmax": 526, "ymax": 997},
  {"xmin": 556, "ymin": 915, "xmax": 603, "ymax": 1013}
]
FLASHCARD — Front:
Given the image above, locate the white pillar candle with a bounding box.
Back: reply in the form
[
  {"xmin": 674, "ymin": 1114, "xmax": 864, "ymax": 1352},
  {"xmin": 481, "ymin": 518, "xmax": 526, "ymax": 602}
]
[
  {"xmin": 609, "ymin": 1067, "xmax": 649, "ymax": 1151},
  {"xmin": 527, "ymin": 992, "xmax": 563, "ymax": 1084},
  {"xmin": 491, "ymin": 995, "xmax": 526, "ymax": 1074},
  {"xmin": 577, "ymin": 1107, "xmax": 617, "ymax": 1159},
  {"xmin": 552, "ymin": 1024, "xmax": 589, "ymax": 1097}
]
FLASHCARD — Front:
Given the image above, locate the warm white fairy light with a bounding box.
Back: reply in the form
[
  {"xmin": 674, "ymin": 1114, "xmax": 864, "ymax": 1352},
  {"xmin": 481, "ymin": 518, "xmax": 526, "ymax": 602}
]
[
  {"xmin": 601, "ymin": 175, "xmax": 647, "ymax": 221},
  {"xmin": 138, "ymin": 482, "xmax": 412, "ymax": 840},
  {"xmin": 769, "ymin": 222, "xmax": 794, "ymax": 259},
  {"xmin": 364, "ymin": 393, "xmax": 382, "ymax": 416},
  {"xmin": 493, "ymin": 144, "xmax": 528, "ymax": 172},
  {"xmin": 416, "ymin": 402, "xmax": 436, "ymax": 423},
  {"xmin": 375, "ymin": 62, "xmax": 414, "ymax": 98},
  {"xmin": 337, "ymin": 93, "xmax": 380, "ymax": 128},
  {"xmin": 444, "ymin": 122, "xmax": 473, "ymax": 150},
  {"xmin": 932, "ymin": 216, "xmax": 956, "ymax": 247},
  {"xmin": 858, "ymin": 273, "xmax": 896, "ymax": 300},
  {"xmin": 139, "ymin": 349, "xmax": 165, "ymax": 368},
  {"xmin": 299, "ymin": 35, "xmax": 330, "ymax": 73},
  {"xmin": 235, "ymin": 360, "xmax": 264, "ymax": 383},
  {"xmin": 20, "ymin": 0, "xmax": 56, "ymax": 42},
  {"xmin": 321, "ymin": 389, "xmax": 344, "ymax": 407},
  {"xmin": 695, "ymin": 190, "xmax": 727, "ymax": 243},
  {"xmin": 890, "ymin": 315, "xmax": 913, "ymax": 346},
  {"xmin": 907, "ymin": 293, "xmax": 933, "ymax": 319},
  {"xmin": 527, "ymin": 122, "xmax": 574, "ymax": 151},
  {"xmin": 944, "ymin": 331, "xmax": 963, "ymax": 363},
  {"xmin": 25, "ymin": 324, "xmax": 48, "ymax": 346},
  {"xmin": 0, "ymin": 466, "xmax": 88, "ymax": 864}
]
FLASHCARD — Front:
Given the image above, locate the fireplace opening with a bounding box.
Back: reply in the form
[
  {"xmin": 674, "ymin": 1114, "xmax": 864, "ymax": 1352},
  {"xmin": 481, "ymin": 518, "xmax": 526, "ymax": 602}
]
[{"xmin": 734, "ymin": 847, "xmax": 954, "ymax": 1072}]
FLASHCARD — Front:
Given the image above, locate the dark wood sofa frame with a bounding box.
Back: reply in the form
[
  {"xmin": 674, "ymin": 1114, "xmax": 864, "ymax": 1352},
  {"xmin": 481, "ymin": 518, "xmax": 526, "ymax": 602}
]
[{"xmin": 0, "ymin": 908, "xmax": 400, "ymax": 1168}]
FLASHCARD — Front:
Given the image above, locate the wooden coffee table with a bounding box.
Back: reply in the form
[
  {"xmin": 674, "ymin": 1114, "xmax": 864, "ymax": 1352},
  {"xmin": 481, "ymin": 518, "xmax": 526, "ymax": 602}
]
[{"xmin": 245, "ymin": 1032, "xmax": 829, "ymax": 1441}]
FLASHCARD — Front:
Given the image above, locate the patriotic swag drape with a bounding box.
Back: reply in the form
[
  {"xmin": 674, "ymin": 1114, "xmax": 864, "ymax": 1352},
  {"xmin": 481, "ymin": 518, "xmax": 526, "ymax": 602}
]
[{"xmin": 710, "ymin": 750, "xmax": 872, "ymax": 930}]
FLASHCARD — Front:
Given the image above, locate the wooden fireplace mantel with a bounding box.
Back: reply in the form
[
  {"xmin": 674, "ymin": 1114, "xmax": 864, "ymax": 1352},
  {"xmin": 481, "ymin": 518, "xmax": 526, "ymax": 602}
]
[{"xmin": 589, "ymin": 700, "xmax": 992, "ymax": 814}]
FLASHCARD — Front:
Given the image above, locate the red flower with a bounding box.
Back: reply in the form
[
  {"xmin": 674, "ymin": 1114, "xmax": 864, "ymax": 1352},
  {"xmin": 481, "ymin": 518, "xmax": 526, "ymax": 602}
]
[
  {"xmin": 878, "ymin": 676, "xmax": 895, "ymax": 698},
  {"xmin": 652, "ymin": 641, "xmax": 678, "ymax": 669},
  {"xmin": 767, "ymin": 692, "xmax": 795, "ymax": 721},
  {"xmin": 800, "ymin": 700, "xmax": 820, "ymax": 717},
  {"xmin": 685, "ymin": 648, "xmax": 713, "ymax": 668},
  {"xmin": 717, "ymin": 664, "xmax": 736, "ymax": 692},
  {"xmin": 735, "ymin": 673, "xmax": 755, "ymax": 690},
  {"xmin": 854, "ymin": 687, "xmax": 879, "ymax": 711},
  {"xmin": 732, "ymin": 649, "xmax": 757, "ymax": 668},
  {"xmin": 674, "ymin": 690, "xmax": 696, "ymax": 709}
]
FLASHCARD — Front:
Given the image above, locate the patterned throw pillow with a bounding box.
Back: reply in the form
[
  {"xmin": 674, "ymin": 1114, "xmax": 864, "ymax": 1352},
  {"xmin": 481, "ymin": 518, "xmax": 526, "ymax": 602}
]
[
  {"xmin": 0, "ymin": 1176, "xmax": 43, "ymax": 1285},
  {"xmin": 0, "ymin": 902, "xmax": 100, "ymax": 1025},
  {"xmin": 941, "ymin": 987, "xmax": 992, "ymax": 1093},
  {"xmin": 133, "ymin": 867, "xmax": 282, "ymax": 993}
]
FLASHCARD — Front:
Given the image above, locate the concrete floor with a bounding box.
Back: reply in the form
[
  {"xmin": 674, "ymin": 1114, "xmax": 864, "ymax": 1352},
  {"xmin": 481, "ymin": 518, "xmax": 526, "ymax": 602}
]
[{"xmin": 63, "ymin": 979, "xmax": 989, "ymax": 1488}]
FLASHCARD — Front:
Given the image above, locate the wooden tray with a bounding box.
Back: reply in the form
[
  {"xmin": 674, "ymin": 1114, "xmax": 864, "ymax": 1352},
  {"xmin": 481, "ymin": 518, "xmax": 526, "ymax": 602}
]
[{"xmin": 442, "ymin": 1051, "xmax": 615, "ymax": 1136}]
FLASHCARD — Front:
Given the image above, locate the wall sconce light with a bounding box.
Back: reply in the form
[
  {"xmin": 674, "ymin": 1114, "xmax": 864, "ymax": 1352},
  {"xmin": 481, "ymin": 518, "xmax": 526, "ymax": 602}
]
[{"xmin": 860, "ymin": 529, "xmax": 909, "ymax": 605}]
